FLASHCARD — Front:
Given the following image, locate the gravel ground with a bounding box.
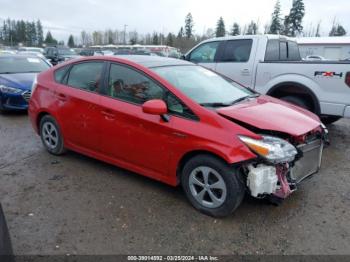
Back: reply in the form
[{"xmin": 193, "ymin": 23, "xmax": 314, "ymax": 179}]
[{"xmin": 0, "ymin": 112, "xmax": 349, "ymax": 255}]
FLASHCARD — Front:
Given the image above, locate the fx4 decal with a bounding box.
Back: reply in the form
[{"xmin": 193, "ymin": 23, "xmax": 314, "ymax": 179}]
[{"xmin": 314, "ymin": 71, "xmax": 343, "ymax": 78}]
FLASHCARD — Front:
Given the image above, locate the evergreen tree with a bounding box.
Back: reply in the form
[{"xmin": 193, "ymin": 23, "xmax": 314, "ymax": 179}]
[
  {"xmin": 67, "ymin": 35, "xmax": 75, "ymax": 47},
  {"xmin": 184, "ymin": 13, "xmax": 194, "ymax": 39},
  {"xmin": 231, "ymin": 23, "xmax": 241, "ymax": 36},
  {"xmin": 166, "ymin": 33, "xmax": 174, "ymax": 46},
  {"xmin": 284, "ymin": 0, "xmax": 305, "ymax": 36},
  {"xmin": 44, "ymin": 31, "xmax": 57, "ymax": 45},
  {"xmin": 269, "ymin": 0, "xmax": 282, "ymax": 34},
  {"xmin": 215, "ymin": 17, "xmax": 226, "ymax": 37},
  {"xmin": 152, "ymin": 32, "xmax": 159, "ymax": 45},
  {"xmin": 329, "ymin": 24, "xmax": 347, "ymax": 36},
  {"xmin": 177, "ymin": 27, "xmax": 184, "ymax": 38},
  {"xmin": 246, "ymin": 21, "xmax": 259, "ymax": 35},
  {"xmin": 36, "ymin": 20, "xmax": 44, "ymax": 46}
]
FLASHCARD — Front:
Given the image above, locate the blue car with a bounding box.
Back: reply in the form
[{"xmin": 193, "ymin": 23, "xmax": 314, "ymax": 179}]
[{"xmin": 0, "ymin": 55, "xmax": 51, "ymax": 112}]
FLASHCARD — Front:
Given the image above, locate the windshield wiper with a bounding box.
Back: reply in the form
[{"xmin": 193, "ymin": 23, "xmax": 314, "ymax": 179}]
[
  {"xmin": 200, "ymin": 94, "xmax": 260, "ymax": 108},
  {"xmin": 200, "ymin": 102, "xmax": 233, "ymax": 107},
  {"xmin": 229, "ymin": 94, "xmax": 260, "ymax": 105},
  {"xmin": 0, "ymin": 72, "xmax": 16, "ymax": 74}
]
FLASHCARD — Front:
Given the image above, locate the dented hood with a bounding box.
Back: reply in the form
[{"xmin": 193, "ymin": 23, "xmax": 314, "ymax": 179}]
[{"xmin": 217, "ymin": 95, "xmax": 321, "ymax": 137}]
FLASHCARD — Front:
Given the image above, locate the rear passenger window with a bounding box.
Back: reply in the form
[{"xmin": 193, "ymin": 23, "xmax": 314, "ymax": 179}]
[
  {"xmin": 54, "ymin": 66, "xmax": 70, "ymax": 84},
  {"xmin": 67, "ymin": 62, "xmax": 104, "ymax": 92},
  {"xmin": 108, "ymin": 63, "xmax": 165, "ymax": 104},
  {"xmin": 265, "ymin": 40, "xmax": 280, "ymax": 61},
  {"xmin": 220, "ymin": 40, "xmax": 253, "ymax": 62}
]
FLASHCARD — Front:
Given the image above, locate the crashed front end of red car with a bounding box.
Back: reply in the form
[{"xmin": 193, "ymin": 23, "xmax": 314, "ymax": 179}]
[{"xmin": 218, "ymin": 95, "xmax": 328, "ymax": 202}]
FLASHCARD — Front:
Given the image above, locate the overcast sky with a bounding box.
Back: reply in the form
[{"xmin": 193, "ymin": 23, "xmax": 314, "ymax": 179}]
[{"xmin": 0, "ymin": 0, "xmax": 349, "ymax": 42}]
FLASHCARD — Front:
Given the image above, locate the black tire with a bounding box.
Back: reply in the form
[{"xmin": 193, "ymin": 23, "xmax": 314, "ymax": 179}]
[
  {"xmin": 39, "ymin": 115, "xmax": 66, "ymax": 155},
  {"xmin": 321, "ymin": 115, "xmax": 341, "ymax": 125},
  {"xmin": 280, "ymin": 95, "xmax": 313, "ymax": 112},
  {"xmin": 181, "ymin": 155, "xmax": 245, "ymax": 217}
]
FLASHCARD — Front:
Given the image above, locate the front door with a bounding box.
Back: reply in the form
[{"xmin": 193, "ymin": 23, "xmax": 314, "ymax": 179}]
[{"xmin": 99, "ymin": 63, "xmax": 174, "ymax": 176}]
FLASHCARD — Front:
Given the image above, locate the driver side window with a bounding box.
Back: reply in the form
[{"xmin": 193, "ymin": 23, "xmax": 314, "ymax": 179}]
[
  {"xmin": 189, "ymin": 42, "xmax": 219, "ymax": 63},
  {"xmin": 108, "ymin": 63, "xmax": 165, "ymax": 104}
]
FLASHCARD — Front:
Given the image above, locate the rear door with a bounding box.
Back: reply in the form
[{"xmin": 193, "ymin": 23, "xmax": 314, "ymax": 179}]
[
  {"xmin": 215, "ymin": 39, "xmax": 256, "ymax": 87},
  {"xmin": 54, "ymin": 61, "xmax": 106, "ymax": 152}
]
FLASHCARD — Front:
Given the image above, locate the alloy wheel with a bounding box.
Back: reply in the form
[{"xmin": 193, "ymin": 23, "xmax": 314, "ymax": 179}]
[
  {"xmin": 188, "ymin": 166, "xmax": 227, "ymax": 208},
  {"xmin": 42, "ymin": 122, "xmax": 59, "ymax": 150}
]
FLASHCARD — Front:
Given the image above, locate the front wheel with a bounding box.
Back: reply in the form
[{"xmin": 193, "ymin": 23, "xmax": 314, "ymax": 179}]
[
  {"xmin": 181, "ymin": 155, "xmax": 245, "ymax": 217},
  {"xmin": 39, "ymin": 115, "xmax": 66, "ymax": 155}
]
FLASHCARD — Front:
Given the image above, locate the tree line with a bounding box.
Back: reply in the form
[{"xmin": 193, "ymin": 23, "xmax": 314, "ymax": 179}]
[{"xmin": 0, "ymin": 0, "xmax": 348, "ymax": 52}]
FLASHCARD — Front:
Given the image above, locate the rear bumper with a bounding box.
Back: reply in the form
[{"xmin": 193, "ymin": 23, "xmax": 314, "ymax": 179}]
[{"xmin": 0, "ymin": 91, "xmax": 30, "ymax": 111}]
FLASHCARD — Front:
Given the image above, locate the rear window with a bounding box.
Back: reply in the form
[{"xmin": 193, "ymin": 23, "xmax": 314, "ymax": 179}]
[
  {"xmin": 220, "ymin": 39, "xmax": 253, "ymax": 62},
  {"xmin": 0, "ymin": 56, "xmax": 50, "ymax": 74}
]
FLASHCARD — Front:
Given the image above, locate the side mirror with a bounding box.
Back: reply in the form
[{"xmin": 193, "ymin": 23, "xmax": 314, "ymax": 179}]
[{"xmin": 142, "ymin": 99, "xmax": 168, "ymax": 116}]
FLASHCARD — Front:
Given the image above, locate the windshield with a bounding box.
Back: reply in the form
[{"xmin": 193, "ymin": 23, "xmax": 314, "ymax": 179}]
[
  {"xmin": 0, "ymin": 56, "xmax": 50, "ymax": 74},
  {"xmin": 58, "ymin": 49, "xmax": 76, "ymax": 56},
  {"xmin": 152, "ymin": 65, "xmax": 254, "ymax": 105}
]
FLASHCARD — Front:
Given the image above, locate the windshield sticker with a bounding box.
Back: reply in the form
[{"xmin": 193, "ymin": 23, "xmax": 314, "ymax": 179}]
[{"xmin": 27, "ymin": 58, "xmax": 40, "ymax": 63}]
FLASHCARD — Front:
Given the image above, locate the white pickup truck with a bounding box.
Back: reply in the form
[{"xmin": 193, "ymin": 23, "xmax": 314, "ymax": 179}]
[{"xmin": 184, "ymin": 35, "xmax": 350, "ymax": 124}]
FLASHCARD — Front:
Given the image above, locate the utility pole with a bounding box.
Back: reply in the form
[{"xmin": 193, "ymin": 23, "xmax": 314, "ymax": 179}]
[{"xmin": 123, "ymin": 24, "xmax": 128, "ymax": 45}]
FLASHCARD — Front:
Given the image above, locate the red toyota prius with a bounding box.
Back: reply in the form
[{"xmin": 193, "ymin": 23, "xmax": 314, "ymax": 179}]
[{"xmin": 29, "ymin": 56, "xmax": 328, "ymax": 217}]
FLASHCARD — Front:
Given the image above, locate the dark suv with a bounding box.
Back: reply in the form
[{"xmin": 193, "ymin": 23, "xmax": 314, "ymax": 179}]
[{"xmin": 44, "ymin": 46, "xmax": 79, "ymax": 65}]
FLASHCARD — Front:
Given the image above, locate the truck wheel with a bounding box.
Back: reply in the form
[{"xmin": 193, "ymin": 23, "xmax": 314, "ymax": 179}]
[
  {"xmin": 39, "ymin": 115, "xmax": 66, "ymax": 155},
  {"xmin": 280, "ymin": 96, "xmax": 313, "ymax": 112},
  {"xmin": 321, "ymin": 116, "xmax": 341, "ymax": 125},
  {"xmin": 181, "ymin": 155, "xmax": 245, "ymax": 217}
]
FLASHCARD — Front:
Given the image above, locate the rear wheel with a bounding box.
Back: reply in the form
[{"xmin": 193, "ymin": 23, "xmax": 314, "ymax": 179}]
[
  {"xmin": 181, "ymin": 155, "xmax": 245, "ymax": 217},
  {"xmin": 39, "ymin": 115, "xmax": 66, "ymax": 155}
]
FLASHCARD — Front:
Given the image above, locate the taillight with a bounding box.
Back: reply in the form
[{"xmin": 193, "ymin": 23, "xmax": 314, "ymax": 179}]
[
  {"xmin": 346, "ymin": 72, "xmax": 350, "ymax": 87},
  {"xmin": 31, "ymin": 76, "xmax": 37, "ymax": 96}
]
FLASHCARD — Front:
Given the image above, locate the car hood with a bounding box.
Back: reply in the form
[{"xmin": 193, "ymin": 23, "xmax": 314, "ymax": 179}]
[
  {"xmin": 216, "ymin": 95, "xmax": 321, "ymax": 137},
  {"xmin": 0, "ymin": 73, "xmax": 37, "ymax": 91}
]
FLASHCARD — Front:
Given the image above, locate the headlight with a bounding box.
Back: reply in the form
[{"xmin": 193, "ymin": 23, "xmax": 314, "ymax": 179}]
[
  {"xmin": 239, "ymin": 135, "xmax": 298, "ymax": 164},
  {"xmin": 0, "ymin": 85, "xmax": 22, "ymax": 94}
]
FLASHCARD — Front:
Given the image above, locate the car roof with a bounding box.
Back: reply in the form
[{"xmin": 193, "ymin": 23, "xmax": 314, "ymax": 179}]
[{"xmin": 113, "ymin": 55, "xmax": 192, "ymax": 68}]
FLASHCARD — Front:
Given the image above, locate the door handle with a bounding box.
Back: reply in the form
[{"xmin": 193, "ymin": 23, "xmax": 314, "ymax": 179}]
[
  {"xmin": 101, "ymin": 110, "xmax": 116, "ymax": 120},
  {"xmin": 241, "ymin": 69, "xmax": 250, "ymax": 75},
  {"xmin": 56, "ymin": 93, "xmax": 67, "ymax": 101}
]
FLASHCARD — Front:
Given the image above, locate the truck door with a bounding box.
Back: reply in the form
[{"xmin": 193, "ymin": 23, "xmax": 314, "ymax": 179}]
[{"xmin": 215, "ymin": 39, "xmax": 256, "ymax": 87}]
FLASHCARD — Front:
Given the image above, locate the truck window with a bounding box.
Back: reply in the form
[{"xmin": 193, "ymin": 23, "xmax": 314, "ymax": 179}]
[
  {"xmin": 189, "ymin": 42, "xmax": 219, "ymax": 63},
  {"xmin": 265, "ymin": 40, "xmax": 279, "ymax": 61},
  {"xmin": 220, "ymin": 39, "xmax": 253, "ymax": 62},
  {"xmin": 287, "ymin": 41, "xmax": 301, "ymax": 61}
]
